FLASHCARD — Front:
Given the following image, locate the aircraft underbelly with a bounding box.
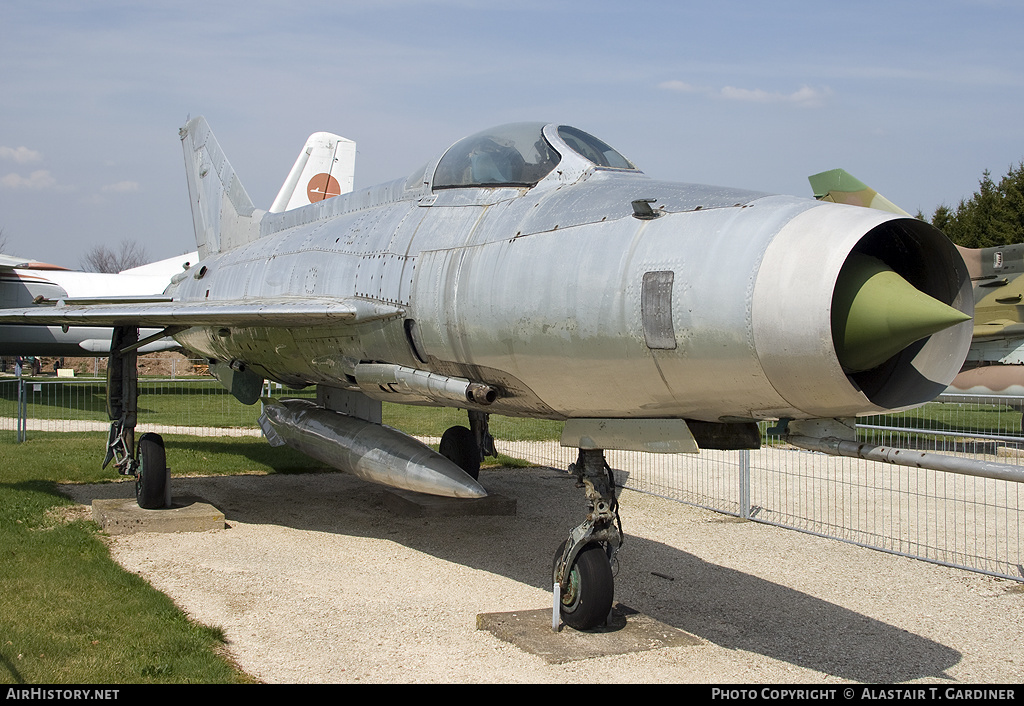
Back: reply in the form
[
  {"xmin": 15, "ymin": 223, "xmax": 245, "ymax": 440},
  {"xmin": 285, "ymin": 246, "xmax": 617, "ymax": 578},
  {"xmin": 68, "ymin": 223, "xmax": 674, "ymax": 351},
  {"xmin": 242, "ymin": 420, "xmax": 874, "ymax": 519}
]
[{"xmin": 0, "ymin": 325, "xmax": 163, "ymax": 356}]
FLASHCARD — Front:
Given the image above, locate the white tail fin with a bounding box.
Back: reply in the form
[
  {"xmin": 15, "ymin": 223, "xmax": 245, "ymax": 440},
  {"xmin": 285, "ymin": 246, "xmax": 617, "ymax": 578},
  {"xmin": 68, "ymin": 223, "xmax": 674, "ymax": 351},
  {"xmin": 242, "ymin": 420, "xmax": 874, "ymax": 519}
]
[
  {"xmin": 269, "ymin": 132, "xmax": 356, "ymax": 213},
  {"xmin": 179, "ymin": 117, "xmax": 264, "ymax": 258}
]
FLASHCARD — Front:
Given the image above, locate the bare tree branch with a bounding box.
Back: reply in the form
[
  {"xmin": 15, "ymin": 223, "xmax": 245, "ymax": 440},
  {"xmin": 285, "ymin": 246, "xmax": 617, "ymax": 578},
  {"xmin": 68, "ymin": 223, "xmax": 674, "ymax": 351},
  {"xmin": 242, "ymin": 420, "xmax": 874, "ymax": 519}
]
[{"xmin": 79, "ymin": 239, "xmax": 149, "ymax": 273}]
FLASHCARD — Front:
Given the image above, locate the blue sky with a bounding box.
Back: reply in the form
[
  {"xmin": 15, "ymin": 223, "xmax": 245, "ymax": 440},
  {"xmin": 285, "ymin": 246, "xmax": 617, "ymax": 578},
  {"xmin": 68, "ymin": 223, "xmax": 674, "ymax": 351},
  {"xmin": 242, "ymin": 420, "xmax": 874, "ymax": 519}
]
[{"xmin": 1, "ymin": 0, "xmax": 1022, "ymax": 267}]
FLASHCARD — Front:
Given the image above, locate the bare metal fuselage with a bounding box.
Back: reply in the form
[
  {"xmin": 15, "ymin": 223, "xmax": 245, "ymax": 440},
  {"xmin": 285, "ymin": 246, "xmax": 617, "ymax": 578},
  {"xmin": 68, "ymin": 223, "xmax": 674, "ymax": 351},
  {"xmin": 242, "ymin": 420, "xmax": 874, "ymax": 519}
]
[
  {"xmin": 0, "ymin": 119, "xmax": 972, "ymax": 454},
  {"xmin": 169, "ymin": 167, "xmax": 971, "ymax": 425},
  {"xmin": 0, "ymin": 120, "xmax": 980, "ymax": 631}
]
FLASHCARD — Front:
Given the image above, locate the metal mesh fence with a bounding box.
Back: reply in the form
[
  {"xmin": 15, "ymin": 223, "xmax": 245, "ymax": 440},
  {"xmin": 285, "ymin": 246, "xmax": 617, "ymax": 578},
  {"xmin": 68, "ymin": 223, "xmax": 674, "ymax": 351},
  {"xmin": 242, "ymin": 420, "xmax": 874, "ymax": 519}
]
[
  {"xmin": 1, "ymin": 370, "xmax": 1021, "ymax": 582},
  {"xmin": 467, "ymin": 399, "xmax": 1024, "ymax": 583}
]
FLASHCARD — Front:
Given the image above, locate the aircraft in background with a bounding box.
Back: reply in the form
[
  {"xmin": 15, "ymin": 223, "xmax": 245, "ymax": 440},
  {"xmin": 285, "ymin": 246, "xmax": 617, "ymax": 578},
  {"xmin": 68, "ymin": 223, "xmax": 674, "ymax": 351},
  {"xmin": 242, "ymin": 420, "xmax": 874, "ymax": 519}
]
[
  {"xmin": 0, "ymin": 118, "xmax": 974, "ymax": 630},
  {"xmin": 268, "ymin": 130, "xmax": 355, "ymax": 213},
  {"xmin": 0, "ymin": 128, "xmax": 353, "ymax": 361},
  {"xmin": 0, "ymin": 252, "xmax": 197, "ymax": 357},
  {"xmin": 809, "ymin": 168, "xmax": 1024, "ymax": 400}
]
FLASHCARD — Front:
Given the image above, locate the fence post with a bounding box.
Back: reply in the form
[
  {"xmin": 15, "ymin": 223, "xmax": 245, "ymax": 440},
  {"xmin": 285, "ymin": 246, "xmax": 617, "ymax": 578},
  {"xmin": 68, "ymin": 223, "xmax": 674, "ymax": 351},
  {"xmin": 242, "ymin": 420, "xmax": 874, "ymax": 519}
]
[
  {"xmin": 17, "ymin": 376, "xmax": 26, "ymax": 443},
  {"xmin": 739, "ymin": 448, "xmax": 751, "ymax": 518}
]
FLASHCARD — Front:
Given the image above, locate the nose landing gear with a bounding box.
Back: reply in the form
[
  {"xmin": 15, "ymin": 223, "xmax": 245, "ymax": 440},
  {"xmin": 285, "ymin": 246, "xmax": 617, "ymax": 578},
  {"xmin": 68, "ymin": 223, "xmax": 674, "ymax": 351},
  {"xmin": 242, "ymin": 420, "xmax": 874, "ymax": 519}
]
[{"xmin": 553, "ymin": 448, "xmax": 622, "ymax": 630}]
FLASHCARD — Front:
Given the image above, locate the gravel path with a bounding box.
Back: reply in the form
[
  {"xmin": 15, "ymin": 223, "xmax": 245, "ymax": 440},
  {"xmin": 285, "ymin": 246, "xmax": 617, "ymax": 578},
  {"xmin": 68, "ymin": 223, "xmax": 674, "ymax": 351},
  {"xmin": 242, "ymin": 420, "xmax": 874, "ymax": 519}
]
[{"xmin": 62, "ymin": 467, "xmax": 1024, "ymax": 684}]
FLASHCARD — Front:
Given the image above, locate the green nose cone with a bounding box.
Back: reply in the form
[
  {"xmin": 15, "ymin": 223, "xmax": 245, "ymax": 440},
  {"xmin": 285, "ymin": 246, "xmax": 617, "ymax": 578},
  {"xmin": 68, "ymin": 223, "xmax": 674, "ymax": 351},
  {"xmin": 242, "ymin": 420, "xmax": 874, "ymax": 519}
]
[{"xmin": 832, "ymin": 253, "xmax": 970, "ymax": 373}]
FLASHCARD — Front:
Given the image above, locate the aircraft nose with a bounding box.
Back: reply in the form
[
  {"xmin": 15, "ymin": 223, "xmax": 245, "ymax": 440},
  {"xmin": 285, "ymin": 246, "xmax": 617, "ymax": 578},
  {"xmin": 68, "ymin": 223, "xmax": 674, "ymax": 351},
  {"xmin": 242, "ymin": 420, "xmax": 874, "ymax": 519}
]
[
  {"xmin": 831, "ymin": 252, "xmax": 972, "ymax": 373},
  {"xmin": 751, "ymin": 202, "xmax": 972, "ymax": 417}
]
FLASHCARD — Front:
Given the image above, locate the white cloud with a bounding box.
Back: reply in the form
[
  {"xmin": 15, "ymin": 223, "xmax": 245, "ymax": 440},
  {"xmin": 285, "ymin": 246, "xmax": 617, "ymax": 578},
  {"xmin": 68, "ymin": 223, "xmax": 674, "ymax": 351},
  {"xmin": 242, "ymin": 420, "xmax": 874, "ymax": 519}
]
[
  {"xmin": 102, "ymin": 180, "xmax": 141, "ymax": 193},
  {"xmin": 658, "ymin": 80, "xmax": 832, "ymax": 108},
  {"xmin": 658, "ymin": 80, "xmax": 700, "ymax": 93},
  {"xmin": 0, "ymin": 146, "xmax": 43, "ymax": 164},
  {"xmin": 1, "ymin": 169, "xmax": 57, "ymax": 189},
  {"xmin": 720, "ymin": 84, "xmax": 831, "ymax": 108}
]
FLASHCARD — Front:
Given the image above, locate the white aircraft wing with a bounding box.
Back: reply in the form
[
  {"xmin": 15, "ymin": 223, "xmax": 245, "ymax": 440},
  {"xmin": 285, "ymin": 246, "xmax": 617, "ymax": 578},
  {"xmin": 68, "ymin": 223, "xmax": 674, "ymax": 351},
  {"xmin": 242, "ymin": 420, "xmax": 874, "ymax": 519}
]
[{"xmin": 0, "ymin": 255, "xmax": 35, "ymax": 270}]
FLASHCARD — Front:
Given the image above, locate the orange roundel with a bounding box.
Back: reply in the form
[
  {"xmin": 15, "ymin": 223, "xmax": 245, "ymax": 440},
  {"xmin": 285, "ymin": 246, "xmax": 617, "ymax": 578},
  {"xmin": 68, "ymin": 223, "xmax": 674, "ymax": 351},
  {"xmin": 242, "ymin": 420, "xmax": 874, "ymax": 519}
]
[{"xmin": 307, "ymin": 173, "xmax": 341, "ymax": 203}]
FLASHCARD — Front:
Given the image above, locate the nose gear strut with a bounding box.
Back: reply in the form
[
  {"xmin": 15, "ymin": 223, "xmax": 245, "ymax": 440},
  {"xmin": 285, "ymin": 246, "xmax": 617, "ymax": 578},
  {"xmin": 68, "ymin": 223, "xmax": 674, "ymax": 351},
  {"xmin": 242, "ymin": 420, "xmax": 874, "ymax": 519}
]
[{"xmin": 552, "ymin": 448, "xmax": 622, "ymax": 630}]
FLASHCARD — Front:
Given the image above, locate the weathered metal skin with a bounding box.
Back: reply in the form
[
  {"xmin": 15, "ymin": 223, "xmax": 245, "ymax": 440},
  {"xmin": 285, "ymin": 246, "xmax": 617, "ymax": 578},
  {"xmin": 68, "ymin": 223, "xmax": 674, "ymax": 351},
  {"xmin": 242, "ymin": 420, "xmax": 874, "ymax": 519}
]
[
  {"xmin": 167, "ymin": 121, "xmax": 972, "ymax": 424},
  {"xmin": 0, "ymin": 128, "xmax": 983, "ymax": 629},
  {"xmin": 0, "ymin": 260, "xmax": 185, "ymax": 356}
]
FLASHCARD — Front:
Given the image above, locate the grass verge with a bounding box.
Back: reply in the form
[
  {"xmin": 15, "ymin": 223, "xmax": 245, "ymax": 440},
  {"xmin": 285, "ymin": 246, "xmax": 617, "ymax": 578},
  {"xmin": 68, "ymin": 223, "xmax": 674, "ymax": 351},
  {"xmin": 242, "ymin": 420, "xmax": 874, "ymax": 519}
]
[{"xmin": 0, "ymin": 479, "xmax": 255, "ymax": 683}]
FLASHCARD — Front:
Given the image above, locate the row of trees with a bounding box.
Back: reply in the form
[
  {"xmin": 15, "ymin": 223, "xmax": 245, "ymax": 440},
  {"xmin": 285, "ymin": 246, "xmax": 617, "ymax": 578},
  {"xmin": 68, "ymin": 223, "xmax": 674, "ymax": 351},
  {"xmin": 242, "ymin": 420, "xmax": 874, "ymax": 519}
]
[{"xmin": 923, "ymin": 162, "xmax": 1024, "ymax": 249}]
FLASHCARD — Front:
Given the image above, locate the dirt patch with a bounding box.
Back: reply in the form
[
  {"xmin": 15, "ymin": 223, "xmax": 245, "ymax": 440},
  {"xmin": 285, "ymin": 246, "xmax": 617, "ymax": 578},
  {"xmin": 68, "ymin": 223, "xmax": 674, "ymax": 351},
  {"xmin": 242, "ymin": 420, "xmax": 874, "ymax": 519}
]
[{"xmin": 43, "ymin": 503, "xmax": 92, "ymax": 527}]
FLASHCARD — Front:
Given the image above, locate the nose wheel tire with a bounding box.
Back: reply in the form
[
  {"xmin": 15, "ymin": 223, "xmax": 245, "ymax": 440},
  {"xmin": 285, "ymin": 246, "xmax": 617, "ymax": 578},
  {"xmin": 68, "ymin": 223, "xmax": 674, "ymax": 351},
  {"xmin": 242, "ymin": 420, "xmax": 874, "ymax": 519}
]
[
  {"xmin": 554, "ymin": 540, "xmax": 614, "ymax": 630},
  {"xmin": 136, "ymin": 432, "xmax": 170, "ymax": 509}
]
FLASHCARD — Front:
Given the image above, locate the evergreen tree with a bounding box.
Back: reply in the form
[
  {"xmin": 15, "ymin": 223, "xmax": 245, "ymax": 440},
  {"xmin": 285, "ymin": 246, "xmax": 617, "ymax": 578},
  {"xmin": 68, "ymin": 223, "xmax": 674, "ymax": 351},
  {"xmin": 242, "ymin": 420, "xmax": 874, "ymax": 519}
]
[{"xmin": 933, "ymin": 162, "xmax": 1024, "ymax": 247}]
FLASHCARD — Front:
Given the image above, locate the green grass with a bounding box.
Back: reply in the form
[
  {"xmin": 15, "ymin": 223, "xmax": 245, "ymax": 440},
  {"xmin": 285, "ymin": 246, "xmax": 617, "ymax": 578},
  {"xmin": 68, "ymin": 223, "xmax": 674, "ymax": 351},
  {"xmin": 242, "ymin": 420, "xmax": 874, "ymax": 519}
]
[
  {"xmin": 0, "ymin": 467, "xmax": 258, "ymax": 683},
  {"xmin": 860, "ymin": 401, "xmax": 1024, "ymax": 436},
  {"xmin": 0, "ymin": 378, "xmax": 569, "ymax": 441},
  {"xmin": 1, "ymin": 481, "xmax": 252, "ymax": 683},
  {"xmin": 0, "ymin": 377, "xmax": 314, "ymax": 429},
  {"xmin": 0, "ymin": 432, "xmax": 335, "ymax": 483},
  {"xmin": 3, "ymin": 374, "xmax": 1019, "ymax": 683},
  {"xmin": 854, "ymin": 402, "xmax": 1024, "ymax": 451},
  {"xmin": 384, "ymin": 402, "xmax": 565, "ymax": 442}
]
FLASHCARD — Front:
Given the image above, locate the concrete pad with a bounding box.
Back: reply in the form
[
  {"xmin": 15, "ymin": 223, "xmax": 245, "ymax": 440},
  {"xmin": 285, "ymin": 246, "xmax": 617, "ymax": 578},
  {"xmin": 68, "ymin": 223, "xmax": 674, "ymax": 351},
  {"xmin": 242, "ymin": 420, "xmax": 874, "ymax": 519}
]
[
  {"xmin": 476, "ymin": 603, "xmax": 703, "ymax": 664},
  {"xmin": 92, "ymin": 496, "xmax": 225, "ymax": 535},
  {"xmin": 383, "ymin": 488, "xmax": 516, "ymax": 517}
]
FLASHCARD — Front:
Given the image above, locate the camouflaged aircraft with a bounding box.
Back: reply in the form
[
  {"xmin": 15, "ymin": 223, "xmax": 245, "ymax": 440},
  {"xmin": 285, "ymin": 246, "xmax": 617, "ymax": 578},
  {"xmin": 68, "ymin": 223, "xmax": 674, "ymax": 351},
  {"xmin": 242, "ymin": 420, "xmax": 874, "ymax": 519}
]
[{"xmin": 0, "ymin": 119, "xmax": 976, "ymax": 630}]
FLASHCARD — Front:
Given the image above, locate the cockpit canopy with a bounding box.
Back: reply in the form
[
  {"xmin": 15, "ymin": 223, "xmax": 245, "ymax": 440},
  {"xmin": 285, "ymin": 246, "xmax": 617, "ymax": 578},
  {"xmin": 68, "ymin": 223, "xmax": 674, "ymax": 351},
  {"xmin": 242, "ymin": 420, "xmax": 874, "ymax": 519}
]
[{"xmin": 431, "ymin": 122, "xmax": 636, "ymax": 190}]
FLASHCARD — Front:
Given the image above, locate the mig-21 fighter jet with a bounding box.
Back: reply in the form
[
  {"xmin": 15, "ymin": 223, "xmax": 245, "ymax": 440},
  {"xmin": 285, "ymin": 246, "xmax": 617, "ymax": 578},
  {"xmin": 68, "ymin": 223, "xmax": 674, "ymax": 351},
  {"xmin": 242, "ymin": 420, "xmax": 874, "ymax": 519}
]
[{"xmin": 0, "ymin": 118, "xmax": 974, "ymax": 629}]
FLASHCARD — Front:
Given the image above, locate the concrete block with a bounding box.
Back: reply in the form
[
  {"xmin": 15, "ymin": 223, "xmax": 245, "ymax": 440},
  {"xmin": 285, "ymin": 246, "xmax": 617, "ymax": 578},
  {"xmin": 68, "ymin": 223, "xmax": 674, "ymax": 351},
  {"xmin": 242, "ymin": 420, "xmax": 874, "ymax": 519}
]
[
  {"xmin": 477, "ymin": 603, "xmax": 703, "ymax": 664},
  {"xmin": 92, "ymin": 495, "xmax": 225, "ymax": 535}
]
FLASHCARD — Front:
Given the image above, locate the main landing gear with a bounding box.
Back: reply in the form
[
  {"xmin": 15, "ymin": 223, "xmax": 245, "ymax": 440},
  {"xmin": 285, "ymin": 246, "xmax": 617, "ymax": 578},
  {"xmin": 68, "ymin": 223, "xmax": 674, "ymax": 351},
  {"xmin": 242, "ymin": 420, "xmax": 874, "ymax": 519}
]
[
  {"xmin": 102, "ymin": 326, "xmax": 170, "ymax": 509},
  {"xmin": 438, "ymin": 410, "xmax": 496, "ymax": 481},
  {"xmin": 553, "ymin": 449, "xmax": 622, "ymax": 630}
]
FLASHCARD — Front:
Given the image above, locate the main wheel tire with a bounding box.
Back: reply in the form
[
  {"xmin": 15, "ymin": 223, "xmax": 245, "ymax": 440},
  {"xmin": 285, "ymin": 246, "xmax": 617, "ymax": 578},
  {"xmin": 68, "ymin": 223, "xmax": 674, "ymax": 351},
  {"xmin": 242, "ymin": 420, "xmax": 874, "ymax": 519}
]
[
  {"xmin": 136, "ymin": 432, "xmax": 170, "ymax": 509},
  {"xmin": 554, "ymin": 540, "xmax": 615, "ymax": 630},
  {"xmin": 439, "ymin": 425, "xmax": 481, "ymax": 480}
]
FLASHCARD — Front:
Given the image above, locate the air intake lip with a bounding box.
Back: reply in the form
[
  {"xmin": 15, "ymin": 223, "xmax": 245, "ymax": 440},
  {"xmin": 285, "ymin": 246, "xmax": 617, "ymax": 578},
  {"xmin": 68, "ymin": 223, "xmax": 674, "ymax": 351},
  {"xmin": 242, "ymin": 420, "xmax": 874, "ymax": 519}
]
[{"xmin": 752, "ymin": 203, "xmax": 973, "ymax": 418}]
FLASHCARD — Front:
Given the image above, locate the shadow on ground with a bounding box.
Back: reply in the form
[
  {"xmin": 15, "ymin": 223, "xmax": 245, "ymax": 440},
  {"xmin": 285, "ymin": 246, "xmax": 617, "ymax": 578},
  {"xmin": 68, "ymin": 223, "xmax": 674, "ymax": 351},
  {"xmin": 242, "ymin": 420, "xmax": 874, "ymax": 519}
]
[{"xmin": 61, "ymin": 467, "xmax": 962, "ymax": 682}]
